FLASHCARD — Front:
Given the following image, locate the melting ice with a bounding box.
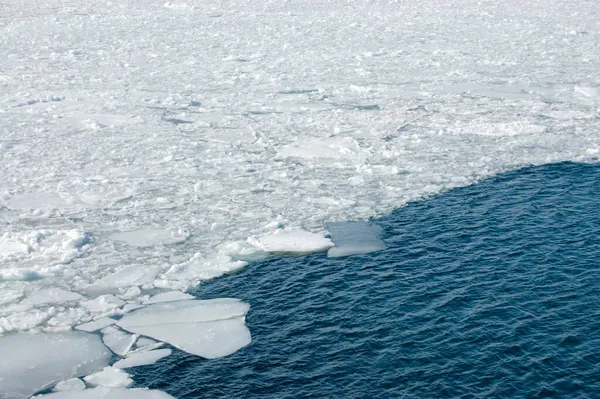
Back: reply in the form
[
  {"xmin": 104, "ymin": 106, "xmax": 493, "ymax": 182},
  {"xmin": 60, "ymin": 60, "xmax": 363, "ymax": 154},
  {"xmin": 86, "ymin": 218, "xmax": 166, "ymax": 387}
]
[{"xmin": 0, "ymin": 0, "xmax": 599, "ymax": 396}]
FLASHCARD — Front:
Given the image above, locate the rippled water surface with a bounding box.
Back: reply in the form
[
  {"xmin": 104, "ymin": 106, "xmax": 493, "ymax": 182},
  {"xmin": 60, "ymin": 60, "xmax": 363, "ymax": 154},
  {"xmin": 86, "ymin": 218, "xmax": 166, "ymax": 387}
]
[{"xmin": 133, "ymin": 162, "xmax": 600, "ymax": 398}]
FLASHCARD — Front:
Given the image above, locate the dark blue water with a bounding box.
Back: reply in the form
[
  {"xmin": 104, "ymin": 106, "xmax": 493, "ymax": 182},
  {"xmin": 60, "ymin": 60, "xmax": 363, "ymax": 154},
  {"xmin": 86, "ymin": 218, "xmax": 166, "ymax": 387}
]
[{"xmin": 133, "ymin": 162, "xmax": 600, "ymax": 398}]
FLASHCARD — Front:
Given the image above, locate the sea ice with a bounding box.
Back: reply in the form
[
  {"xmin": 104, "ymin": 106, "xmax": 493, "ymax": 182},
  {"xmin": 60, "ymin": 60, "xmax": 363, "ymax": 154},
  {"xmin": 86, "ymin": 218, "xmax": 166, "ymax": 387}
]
[
  {"xmin": 108, "ymin": 228, "xmax": 189, "ymax": 247},
  {"xmin": 83, "ymin": 368, "xmax": 133, "ymax": 388},
  {"xmin": 101, "ymin": 326, "xmax": 137, "ymax": 356},
  {"xmin": 52, "ymin": 378, "xmax": 85, "ymax": 392},
  {"xmin": 20, "ymin": 288, "xmax": 85, "ymax": 307},
  {"xmin": 112, "ymin": 349, "xmax": 172, "ymax": 369},
  {"xmin": 327, "ymin": 221, "xmax": 386, "ymax": 258},
  {"xmin": 247, "ymin": 230, "xmax": 333, "ymax": 254},
  {"xmin": 144, "ymin": 291, "xmax": 194, "ymax": 304},
  {"xmin": 75, "ymin": 317, "xmax": 117, "ymax": 332},
  {"xmin": 117, "ymin": 299, "xmax": 251, "ymax": 359},
  {"xmin": 0, "ymin": 331, "xmax": 111, "ymax": 399},
  {"xmin": 94, "ymin": 266, "xmax": 160, "ymax": 289}
]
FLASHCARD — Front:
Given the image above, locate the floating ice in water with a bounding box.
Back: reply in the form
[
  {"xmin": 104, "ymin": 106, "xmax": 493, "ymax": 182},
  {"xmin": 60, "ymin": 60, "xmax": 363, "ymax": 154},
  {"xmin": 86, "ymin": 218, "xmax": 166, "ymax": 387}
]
[
  {"xmin": 248, "ymin": 230, "xmax": 333, "ymax": 254},
  {"xmin": 108, "ymin": 228, "xmax": 189, "ymax": 247},
  {"xmin": 52, "ymin": 378, "xmax": 85, "ymax": 392},
  {"xmin": 75, "ymin": 317, "xmax": 117, "ymax": 332},
  {"xmin": 0, "ymin": 230, "xmax": 91, "ymax": 281},
  {"xmin": 101, "ymin": 326, "xmax": 137, "ymax": 356},
  {"xmin": 94, "ymin": 265, "xmax": 160, "ymax": 289},
  {"xmin": 112, "ymin": 349, "xmax": 172, "ymax": 369},
  {"xmin": 117, "ymin": 299, "xmax": 251, "ymax": 359},
  {"xmin": 83, "ymin": 368, "xmax": 133, "ymax": 389},
  {"xmin": 144, "ymin": 291, "xmax": 194, "ymax": 304},
  {"xmin": 0, "ymin": 331, "xmax": 111, "ymax": 399},
  {"xmin": 33, "ymin": 387, "xmax": 175, "ymax": 399},
  {"xmin": 20, "ymin": 288, "xmax": 85, "ymax": 307},
  {"xmin": 327, "ymin": 221, "xmax": 386, "ymax": 258}
]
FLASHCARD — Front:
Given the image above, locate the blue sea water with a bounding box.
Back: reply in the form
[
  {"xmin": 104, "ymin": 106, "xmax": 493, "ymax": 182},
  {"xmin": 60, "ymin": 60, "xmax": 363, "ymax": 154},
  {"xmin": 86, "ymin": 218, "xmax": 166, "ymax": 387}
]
[{"xmin": 132, "ymin": 162, "xmax": 600, "ymax": 398}]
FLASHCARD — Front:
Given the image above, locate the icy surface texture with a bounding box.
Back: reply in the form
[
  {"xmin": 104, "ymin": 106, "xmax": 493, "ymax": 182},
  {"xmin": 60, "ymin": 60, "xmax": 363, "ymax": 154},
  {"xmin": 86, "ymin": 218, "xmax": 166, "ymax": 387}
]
[
  {"xmin": 0, "ymin": 0, "xmax": 598, "ymax": 334},
  {"xmin": 117, "ymin": 299, "xmax": 251, "ymax": 359},
  {"xmin": 327, "ymin": 222, "xmax": 386, "ymax": 258},
  {"xmin": 0, "ymin": 332, "xmax": 111, "ymax": 399}
]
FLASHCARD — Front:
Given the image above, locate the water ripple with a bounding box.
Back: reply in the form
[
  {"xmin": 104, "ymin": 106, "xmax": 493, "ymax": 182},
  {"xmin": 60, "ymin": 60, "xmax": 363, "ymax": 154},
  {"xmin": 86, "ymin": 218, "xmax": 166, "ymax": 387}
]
[{"xmin": 133, "ymin": 162, "xmax": 600, "ymax": 398}]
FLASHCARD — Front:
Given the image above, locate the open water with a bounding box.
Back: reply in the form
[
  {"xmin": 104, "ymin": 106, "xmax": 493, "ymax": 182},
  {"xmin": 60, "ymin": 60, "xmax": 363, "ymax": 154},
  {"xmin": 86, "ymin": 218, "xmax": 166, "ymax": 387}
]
[{"xmin": 132, "ymin": 162, "xmax": 600, "ymax": 398}]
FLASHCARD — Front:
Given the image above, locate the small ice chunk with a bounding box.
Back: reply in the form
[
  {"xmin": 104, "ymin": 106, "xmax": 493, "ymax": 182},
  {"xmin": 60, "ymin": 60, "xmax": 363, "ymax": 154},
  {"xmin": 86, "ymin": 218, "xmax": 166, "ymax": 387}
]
[
  {"xmin": 117, "ymin": 299, "xmax": 251, "ymax": 359},
  {"xmin": 326, "ymin": 221, "xmax": 386, "ymax": 258},
  {"xmin": 52, "ymin": 378, "xmax": 85, "ymax": 392},
  {"xmin": 33, "ymin": 387, "xmax": 175, "ymax": 399},
  {"xmin": 101, "ymin": 326, "xmax": 137, "ymax": 356},
  {"xmin": 144, "ymin": 291, "xmax": 194, "ymax": 304},
  {"xmin": 0, "ymin": 331, "xmax": 111, "ymax": 398},
  {"xmin": 83, "ymin": 367, "xmax": 133, "ymax": 388},
  {"xmin": 247, "ymin": 230, "xmax": 333, "ymax": 253},
  {"xmin": 76, "ymin": 317, "xmax": 117, "ymax": 332},
  {"xmin": 112, "ymin": 349, "xmax": 172, "ymax": 369},
  {"xmin": 21, "ymin": 288, "xmax": 85, "ymax": 306}
]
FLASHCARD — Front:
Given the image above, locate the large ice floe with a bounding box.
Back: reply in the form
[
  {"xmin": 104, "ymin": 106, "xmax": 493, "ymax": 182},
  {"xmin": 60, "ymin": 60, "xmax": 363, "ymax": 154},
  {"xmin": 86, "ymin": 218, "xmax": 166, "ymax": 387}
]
[
  {"xmin": 1, "ymin": 0, "xmax": 599, "ymax": 396},
  {"xmin": 0, "ymin": 332, "xmax": 111, "ymax": 399}
]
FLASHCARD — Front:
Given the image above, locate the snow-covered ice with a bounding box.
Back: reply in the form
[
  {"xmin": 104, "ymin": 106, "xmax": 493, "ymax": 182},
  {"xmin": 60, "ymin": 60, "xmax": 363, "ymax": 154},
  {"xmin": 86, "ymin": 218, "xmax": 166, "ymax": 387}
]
[
  {"xmin": 0, "ymin": 332, "xmax": 111, "ymax": 399},
  {"xmin": 327, "ymin": 222, "xmax": 386, "ymax": 258},
  {"xmin": 248, "ymin": 230, "xmax": 334, "ymax": 253},
  {"xmin": 1, "ymin": 0, "xmax": 599, "ymax": 394},
  {"xmin": 117, "ymin": 299, "xmax": 251, "ymax": 359},
  {"xmin": 112, "ymin": 349, "xmax": 172, "ymax": 369}
]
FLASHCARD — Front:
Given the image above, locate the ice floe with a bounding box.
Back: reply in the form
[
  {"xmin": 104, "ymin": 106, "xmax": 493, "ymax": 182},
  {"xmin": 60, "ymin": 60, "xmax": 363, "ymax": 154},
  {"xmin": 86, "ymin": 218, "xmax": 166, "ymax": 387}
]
[
  {"xmin": 101, "ymin": 326, "xmax": 137, "ymax": 356},
  {"xmin": 247, "ymin": 230, "xmax": 333, "ymax": 254},
  {"xmin": 117, "ymin": 299, "xmax": 251, "ymax": 359},
  {"xmin": 0, "ymin": 331, "xmax": 111, "ymax": 398},
  {"xmin": 327, "ymin": 221, "xmax": 386, "ymax": 258},
  {"xmin": 83, "ymin": 368, "xmax": 133, "ymax": 389}
]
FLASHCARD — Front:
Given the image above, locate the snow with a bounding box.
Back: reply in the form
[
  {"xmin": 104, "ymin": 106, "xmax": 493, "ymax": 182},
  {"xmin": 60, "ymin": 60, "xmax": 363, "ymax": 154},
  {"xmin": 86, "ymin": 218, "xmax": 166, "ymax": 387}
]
[
  {"xmin": 83, "ymin": 368, "xmax": 133, "ymax": 389},
  {"xmin": 0, "ymin": 0, "xmax": 599, "ymax": 393},
  {"xmin": 327, "ymin": 221, "xmax": 386, "ymax": 258},
  {"xmin": 248, "ymin": 230, "xmax": 334, "ymax": 253},
  {"xmin": 112, "ymin": 349, "xmax": 172, "ymax": 369},
  {"xmin": 0, "ymin": 331, "xmax": 111, "ymax": 398},
  {"xmin": 117, "ymin": 299, "xmax": 251, "ymax": 359},
  {"xmin": 33, "ymin": 387, "xmax": 175, "ymax": 399}
]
